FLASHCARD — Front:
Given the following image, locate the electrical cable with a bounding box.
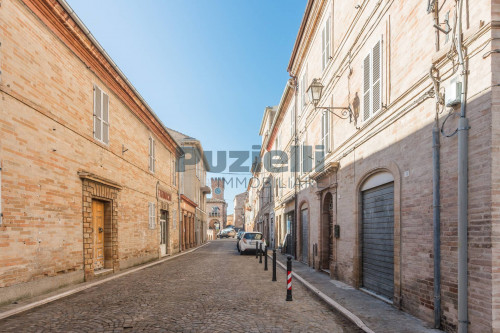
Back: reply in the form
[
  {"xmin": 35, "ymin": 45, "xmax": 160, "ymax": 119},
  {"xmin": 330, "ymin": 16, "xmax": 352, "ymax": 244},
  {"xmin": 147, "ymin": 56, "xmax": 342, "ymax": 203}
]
[{"xmin": 441, "ymin": 110, "xmax": 459, "ymax": 137}]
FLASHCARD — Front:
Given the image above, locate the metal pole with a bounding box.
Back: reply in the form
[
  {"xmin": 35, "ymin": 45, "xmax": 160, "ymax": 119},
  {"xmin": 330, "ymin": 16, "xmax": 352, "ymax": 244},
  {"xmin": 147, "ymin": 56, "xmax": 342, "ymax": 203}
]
[
  {"xmin": 256, "ymin": 241, "xmax": 258, "ymax": 258},
  {"xmin": 458, "ymin": 117, "xmax": 469, "ymax": 333},
  {"xmin": 456, "ymin": 1, "xmax": 469, "ymax": 331},
  {"xmin": 272, "ymin": 249, "xmax": 277, "ymax": 281},
  {"xmin": 433, "ymin": 115, "xmax": 442, "ymax": 330},
  {"xmin": 264, "ymin": 245, "xmax": 268, "ymax": 271},
  {"xmin": 259, "ymin": 243, "xmax": 263, "ymax": 264},
  {"xmin": 286, "ymin": 256, "xmax": 293, "ymax": 301}
]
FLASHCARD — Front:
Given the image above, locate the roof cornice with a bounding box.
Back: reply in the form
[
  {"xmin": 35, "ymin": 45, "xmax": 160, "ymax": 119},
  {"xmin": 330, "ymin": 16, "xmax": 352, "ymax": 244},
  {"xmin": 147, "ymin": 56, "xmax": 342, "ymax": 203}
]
[
  {"xmin": 22, "ymin": 0, "xmax": 183, "ymax": 157},
  {"xmin": 287, "ymin": 0, "xmax": 327, "ymax": 76},
  {"xmin": 287, "ymin": 0, "xmax": 315, "ymax": 73},
  {"xmin": 265, "ymin": 82, "xmax": 294, "ymax": 152},
  {"xmin": 181, "ymin": 194, "xmax": 198, "ymax": 208}
]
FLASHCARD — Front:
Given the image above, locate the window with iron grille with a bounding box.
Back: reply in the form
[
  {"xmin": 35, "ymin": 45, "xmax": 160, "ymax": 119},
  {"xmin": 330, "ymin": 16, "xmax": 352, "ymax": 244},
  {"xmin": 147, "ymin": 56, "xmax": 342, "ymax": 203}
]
[
  {"xmin": 363, "ymin": 40, "xmax": 383, "ymax": 121},
  {"xmin": 93, "ymin": 85, "xmax": 109, "ymax": 144}
]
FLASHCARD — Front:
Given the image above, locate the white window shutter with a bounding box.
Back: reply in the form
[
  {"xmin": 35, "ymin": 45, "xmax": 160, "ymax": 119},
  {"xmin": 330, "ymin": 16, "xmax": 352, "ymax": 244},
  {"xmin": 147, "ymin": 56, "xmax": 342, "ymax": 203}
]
[
  {"xmin": 152, "ymin": 203, "xmax": 155, "ymax": 228},
  {"xmin": 372, "ymin": 40, "xmax": 382, "ymax": 114},
  {"xmin": 322, "ymin": 27, "xmax": 326, "ymax": 70},
  {"xmin": 102, "ymin": 92, "xmax": 109, "ymax": 144},
  {"xmin": 321, "ymin": 112, "xmax": 325, "ymax": 149},
  {"xmin": 94, "ymin": 86, "xmax": 102, "ymax": 141},
  {"xmin": 152, "ymin": 138, "xmax": 155, "ymax": 173},
  {"xmin": 148, "ymin": 202, "xmax": 151, "ymax": 228},
  {"xmin": 322, "ymin": 111, "xmax": 330, "ymax": 153},
  {"xmin": 149, "ymin": 137, "xmax": 155, "ymax": 173},
  {"xmin": 326, "ymin": 17, "xmax": 331, "ymax": 61},
  {"xmin": 148, "ymin": 202, "xmax": 156, "ymax": 229},
  {"xmin": 148, "ymin": 138, "xmax": 151, "ymax": 171},
  {"xmin": 363, "ymin": 54, "xmax": 371, "ymax": 121}
]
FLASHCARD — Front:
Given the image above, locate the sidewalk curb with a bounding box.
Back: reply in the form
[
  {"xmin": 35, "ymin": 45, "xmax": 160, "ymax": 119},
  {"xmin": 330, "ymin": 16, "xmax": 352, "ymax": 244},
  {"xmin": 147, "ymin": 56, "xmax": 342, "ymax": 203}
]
[
  {"xmin": 0, "ymin": 243, "xmax": 209, "ymax": 321},
  {"xmin": 272, "ymin": 255, "xmax": 374, "ymax": 333}
]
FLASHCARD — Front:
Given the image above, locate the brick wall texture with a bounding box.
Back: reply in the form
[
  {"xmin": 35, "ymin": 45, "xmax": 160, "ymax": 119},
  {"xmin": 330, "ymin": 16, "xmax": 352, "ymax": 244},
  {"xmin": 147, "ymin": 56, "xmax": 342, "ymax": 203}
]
[
  {"xmin": 247, "ymin": 0, "xmax": 500, "ymax": 331},
  {"xmin": 0, "ymin": 0, "xmax": 181, "ymax": 303}
]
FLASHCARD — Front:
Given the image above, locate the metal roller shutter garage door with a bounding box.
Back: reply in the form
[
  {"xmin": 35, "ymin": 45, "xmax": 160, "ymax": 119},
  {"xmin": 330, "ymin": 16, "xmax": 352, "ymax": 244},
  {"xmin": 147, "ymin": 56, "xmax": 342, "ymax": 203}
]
[{"xmin": 362, "ymin": 182, "xmax": 394, "ymax": 300}]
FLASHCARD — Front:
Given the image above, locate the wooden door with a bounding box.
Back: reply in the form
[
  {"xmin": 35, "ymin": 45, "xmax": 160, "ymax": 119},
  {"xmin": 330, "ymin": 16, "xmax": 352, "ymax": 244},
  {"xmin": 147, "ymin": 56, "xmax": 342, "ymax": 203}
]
[
  {"xmin": 160, "ymin": 210, "xmax": 168, "ymax": 256},
  {"xmin": 92, "ymin": 200, "xmax": 105, "ymax": 270},
  {"xmin": 301, "ymin": 209, "xmax": 309, "ymax": 264}
]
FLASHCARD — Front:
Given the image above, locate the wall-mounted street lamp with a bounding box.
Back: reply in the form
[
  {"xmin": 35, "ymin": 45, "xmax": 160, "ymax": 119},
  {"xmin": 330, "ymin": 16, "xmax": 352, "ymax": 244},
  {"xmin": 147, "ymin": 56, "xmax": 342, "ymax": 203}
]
[{"xmin": 307, "ymin": 78, "xmax": 355, "ymax": 123}]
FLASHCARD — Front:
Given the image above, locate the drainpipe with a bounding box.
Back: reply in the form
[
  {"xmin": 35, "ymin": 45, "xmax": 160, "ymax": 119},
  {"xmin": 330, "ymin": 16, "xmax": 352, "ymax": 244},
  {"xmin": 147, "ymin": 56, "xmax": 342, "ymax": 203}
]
[
  {"xmin": 432, "ymin": 0, "xmax": 440, "ymax": 52},
  {"xmin": 290, "ymin": 76, "xmax": 298, "ymax": 259},
  {"xmin": 430, "ymin": 65, "xmax": 441, "ymax": 329},
  {"xmin": 455, "ymin": 0, "xmax": 469, "ymax": 331}
]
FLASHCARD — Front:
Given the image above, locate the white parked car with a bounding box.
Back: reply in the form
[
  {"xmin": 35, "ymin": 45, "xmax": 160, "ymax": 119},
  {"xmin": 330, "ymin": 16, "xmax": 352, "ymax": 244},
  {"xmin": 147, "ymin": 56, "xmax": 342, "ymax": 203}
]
[{"xmin": 238, "ymin": 232, "xmax": 266, "ymax": 255}]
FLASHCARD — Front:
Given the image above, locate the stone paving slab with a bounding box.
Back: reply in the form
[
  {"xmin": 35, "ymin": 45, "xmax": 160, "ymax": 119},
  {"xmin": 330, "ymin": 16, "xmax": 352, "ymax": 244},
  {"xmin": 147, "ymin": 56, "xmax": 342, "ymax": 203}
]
[
  {"xmin": 274, "ymin": 252, "xmax": 443, "ymax": 333},
  {"xmin": 0, "ymin": 240, "xmax": 361, "ymax": 333}
]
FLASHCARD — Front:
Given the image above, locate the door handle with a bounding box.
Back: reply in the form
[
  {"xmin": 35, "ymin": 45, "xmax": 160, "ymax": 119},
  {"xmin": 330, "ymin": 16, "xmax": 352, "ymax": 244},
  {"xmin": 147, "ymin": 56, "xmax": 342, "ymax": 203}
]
[{"xmin": 98, "ymin": 227, "xmax": 104, "ymax": 233}]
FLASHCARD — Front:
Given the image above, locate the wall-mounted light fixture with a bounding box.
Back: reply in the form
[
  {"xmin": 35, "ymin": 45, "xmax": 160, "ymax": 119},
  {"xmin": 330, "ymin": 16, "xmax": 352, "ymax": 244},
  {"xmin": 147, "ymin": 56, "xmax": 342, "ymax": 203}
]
[{"xmin": 307, "ymin": 78, "xmax": 355, "ymax": 123}]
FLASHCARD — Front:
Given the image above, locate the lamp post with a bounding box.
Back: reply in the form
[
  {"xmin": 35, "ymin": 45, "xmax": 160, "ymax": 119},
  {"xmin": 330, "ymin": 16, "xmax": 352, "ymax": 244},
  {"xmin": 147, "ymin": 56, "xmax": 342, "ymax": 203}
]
[{"xmin": 307, "ymin": 78, "xmax": 355, "ymax": 123}]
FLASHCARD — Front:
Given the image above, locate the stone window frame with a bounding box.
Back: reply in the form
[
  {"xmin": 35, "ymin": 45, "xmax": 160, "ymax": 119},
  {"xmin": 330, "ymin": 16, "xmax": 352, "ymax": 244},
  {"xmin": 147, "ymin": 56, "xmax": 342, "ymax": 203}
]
[{"xmin": 79, "ymin": 171, "xmax": 121, "ymax": 281}]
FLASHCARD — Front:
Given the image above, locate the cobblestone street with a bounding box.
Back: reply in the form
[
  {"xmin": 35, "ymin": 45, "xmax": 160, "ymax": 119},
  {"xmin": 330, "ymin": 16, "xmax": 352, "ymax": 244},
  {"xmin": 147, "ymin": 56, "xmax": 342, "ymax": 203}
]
[{"xmin": 0, "ymin": 240, "xmax": 360, "ymax": 332}]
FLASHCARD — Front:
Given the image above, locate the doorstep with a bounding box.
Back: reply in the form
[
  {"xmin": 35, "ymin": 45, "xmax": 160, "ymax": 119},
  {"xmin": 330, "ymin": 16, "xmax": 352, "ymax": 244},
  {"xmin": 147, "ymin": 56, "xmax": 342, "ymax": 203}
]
[
  {"xmin": 94, "ymin": 268, "xmax": 113, "ymax": 278},
  {"xmin": 274, "ymin": 253, "xmax": 443, "ymax": 333}
]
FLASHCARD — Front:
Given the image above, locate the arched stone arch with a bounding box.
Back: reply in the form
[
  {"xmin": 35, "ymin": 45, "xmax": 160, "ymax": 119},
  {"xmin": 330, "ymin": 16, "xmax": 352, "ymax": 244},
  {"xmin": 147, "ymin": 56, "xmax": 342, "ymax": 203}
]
[
  {"xmin": 354, "ymin": 162, "xmax": 402, "ymax": 306},
  {"xmin": 209, "ymin": 219, "xmax": 221, "ymax": 230}
]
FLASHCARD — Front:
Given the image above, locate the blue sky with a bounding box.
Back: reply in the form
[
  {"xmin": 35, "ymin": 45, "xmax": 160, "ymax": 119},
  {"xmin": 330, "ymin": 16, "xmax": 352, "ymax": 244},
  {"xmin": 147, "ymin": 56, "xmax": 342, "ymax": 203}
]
[{"xmin": 66, "ymin": 0, "xmax": 306, "ymax": 212}]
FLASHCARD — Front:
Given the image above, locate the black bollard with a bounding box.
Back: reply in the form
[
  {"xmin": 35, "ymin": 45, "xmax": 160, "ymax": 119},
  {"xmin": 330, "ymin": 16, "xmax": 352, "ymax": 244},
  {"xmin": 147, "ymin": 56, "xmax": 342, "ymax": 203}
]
[
  {"xmin": 259, "ymin": 243, "xmax": 263, "ymax": 264},
  {"xmin": 264, "ymin": 245, "xmax": 268, "ymax": 271},
  {"xmin": 256, "ymin": 241, "xmax": 259, "ymax": 258},
  {"xmin": 272, "ymin": 249, "xmax": 277, "ymax": 282},
  {"xmin": 286, "ymin": 255, "xmax": 292, "ymax": 301}
]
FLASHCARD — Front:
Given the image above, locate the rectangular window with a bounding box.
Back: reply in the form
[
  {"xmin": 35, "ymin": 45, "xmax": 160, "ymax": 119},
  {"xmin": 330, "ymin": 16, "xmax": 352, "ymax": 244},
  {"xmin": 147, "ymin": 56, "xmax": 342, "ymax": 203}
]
[
  {"xmin": 196, "ymin": 153, "xmax": 200, "ymax": 179},
  {"xmin": 93, "ymin": 85, "xmax": 109, "ymax": 144},
  {"xmin": 275, "ymin": 130, "xmax": 281, "ymax": 151},
  {"xmin": 148, "ymin": 202, "xmax": 156, "ymax": 229},
  {"xmin": 290, "ymin": 104, "xmax": 295, "ymax": 136},
  {"xmin": 149, "ymin": 136, "xmax": 155, "ymax": 173},
  {"xmin": 321, "ymin": 110, "xmax": 330, "ymax": 154},
  {"xmin": 180, "ymin": 158, "xmax": 185, "ymax": 194},
  {"xmin": 301, "ymin": 70, "xmax": 308, "ymax": 110},
  {"xmin": 300, "ymin": 140, "xmax": 305, "ymax": 176},
  {"xmin": 172, "ymin": 158, "xmax": 177, "ymax": 186},
  {"xmin": 363, "ymin": 40, "xmax": 383, "ymax": 121},
  {"xmin": 322, "ymin": 16, "xmax": 331, "ymax": 71}
]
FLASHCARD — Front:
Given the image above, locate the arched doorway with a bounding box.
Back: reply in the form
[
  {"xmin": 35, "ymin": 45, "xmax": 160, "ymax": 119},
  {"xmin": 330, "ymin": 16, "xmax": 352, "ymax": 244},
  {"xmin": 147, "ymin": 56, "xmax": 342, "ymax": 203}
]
[
  {"xmin": 300, "ymin": 203, "xmax": 309, "ymax": 264},
  {"xmin": 321, "ymin": 192, "xmax": 334, "ymax": 271},
  {"xmin": 360, "ymin": 172, "xmax": 394, "ymax": 301}
]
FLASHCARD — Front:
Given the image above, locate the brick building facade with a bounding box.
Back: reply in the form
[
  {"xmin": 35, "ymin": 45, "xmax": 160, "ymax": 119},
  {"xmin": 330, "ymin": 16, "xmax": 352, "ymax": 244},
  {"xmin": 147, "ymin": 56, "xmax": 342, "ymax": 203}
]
[
  {"xmin": 248, "ymin": 0, "xmax": 500, "ymax": 331},
  {"xmin": 167, "ymin": 128, "xmax": 211, "ymax": 247},
  {"xmin": 233, "ymin": 192, "xmax": 248, "ymax": 229},
  {"xmin": 207, "ymin": 178, "xmax": 228, "ymax": 236},
  {"xmin": 0, "ymin": 0, "xmax": 184, "ymax": 304}
]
